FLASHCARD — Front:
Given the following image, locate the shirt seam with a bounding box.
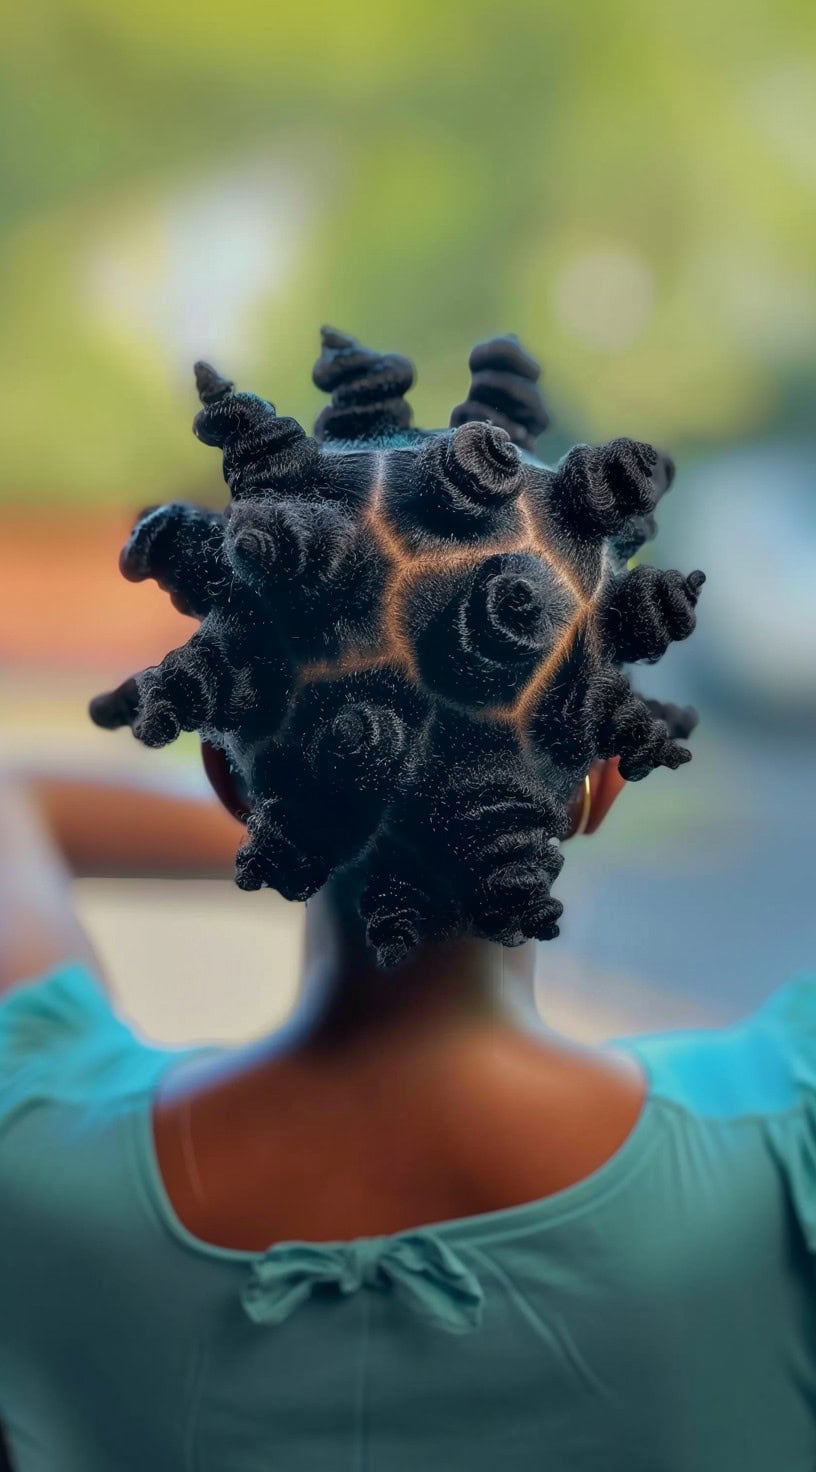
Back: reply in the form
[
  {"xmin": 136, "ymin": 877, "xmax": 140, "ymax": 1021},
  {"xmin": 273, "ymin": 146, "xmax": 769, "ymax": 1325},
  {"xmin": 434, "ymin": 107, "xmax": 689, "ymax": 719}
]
[
  {"xmin": 183, "ymin": 1321, "xmax": 211, "ymax": 1472},
  {"xmin": 353, "ymin": 1291, "xmax": 371, "ymax": 1472}
]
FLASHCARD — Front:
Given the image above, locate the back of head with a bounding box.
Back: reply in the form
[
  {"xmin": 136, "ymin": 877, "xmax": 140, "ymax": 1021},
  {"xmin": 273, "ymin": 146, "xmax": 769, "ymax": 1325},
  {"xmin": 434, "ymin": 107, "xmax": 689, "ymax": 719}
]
[{"xmin": 91, "ymin": 327, "xmax": 704, "ymax": 967}]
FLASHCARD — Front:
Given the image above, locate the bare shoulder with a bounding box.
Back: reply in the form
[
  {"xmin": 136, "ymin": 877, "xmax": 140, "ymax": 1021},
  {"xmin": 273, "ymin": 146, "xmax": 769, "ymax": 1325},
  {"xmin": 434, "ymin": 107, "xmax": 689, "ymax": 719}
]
[{"xmin": 441, "ymin": 1030, "xmax": 649, "ymax": 1209}]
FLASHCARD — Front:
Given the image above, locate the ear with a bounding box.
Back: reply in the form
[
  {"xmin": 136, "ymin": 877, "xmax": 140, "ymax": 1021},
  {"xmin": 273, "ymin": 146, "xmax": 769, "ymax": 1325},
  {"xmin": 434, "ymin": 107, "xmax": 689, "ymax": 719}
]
[
  {"xmin": 566, "ymin": 757, "xmax": 625, "ymax": 839},
  {"xmin": 584, "ymin": 756, "xmax": 625, "ymax": 835},
  {"xmin": 201, "ymin": 740, "xmax": 251, "ymax": 824}
]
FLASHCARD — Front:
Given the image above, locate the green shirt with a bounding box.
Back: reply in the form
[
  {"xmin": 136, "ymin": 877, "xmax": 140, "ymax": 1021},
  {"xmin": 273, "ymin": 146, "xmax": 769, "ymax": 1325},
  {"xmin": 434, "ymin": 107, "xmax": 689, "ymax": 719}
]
[{"xmin": 2, "ymin": 961, "xmax": 816, "ymax": 1470}]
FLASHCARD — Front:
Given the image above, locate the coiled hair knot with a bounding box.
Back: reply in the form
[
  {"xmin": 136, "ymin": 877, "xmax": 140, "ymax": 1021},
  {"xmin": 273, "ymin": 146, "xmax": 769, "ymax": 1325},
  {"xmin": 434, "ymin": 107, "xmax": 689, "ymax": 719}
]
[
  {"xmin": 551, "ymin": 438, "xmax": 660, "ymax": 542},
  {"xmin": 312, "ymin": 326, "xmax": 415, "ymax": 442},
  {"xmin": 450, "ymin": 335, "xmax": 549, "ymax": 451}
]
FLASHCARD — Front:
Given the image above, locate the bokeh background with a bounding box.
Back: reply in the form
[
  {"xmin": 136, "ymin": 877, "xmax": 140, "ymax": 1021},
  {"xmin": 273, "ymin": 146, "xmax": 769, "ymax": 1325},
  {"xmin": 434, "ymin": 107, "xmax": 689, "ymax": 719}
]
[{"xmin": 1, "ymin": 0, "xmax": 814, "ymax": 1045}]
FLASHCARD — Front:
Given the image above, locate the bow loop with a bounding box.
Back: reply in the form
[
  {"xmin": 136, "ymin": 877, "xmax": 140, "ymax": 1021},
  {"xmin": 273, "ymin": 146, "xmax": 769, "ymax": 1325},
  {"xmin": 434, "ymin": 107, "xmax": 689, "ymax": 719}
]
[{"xmin": 241, "ymin": 1231, "xmax": 483, "ymax": 1334}]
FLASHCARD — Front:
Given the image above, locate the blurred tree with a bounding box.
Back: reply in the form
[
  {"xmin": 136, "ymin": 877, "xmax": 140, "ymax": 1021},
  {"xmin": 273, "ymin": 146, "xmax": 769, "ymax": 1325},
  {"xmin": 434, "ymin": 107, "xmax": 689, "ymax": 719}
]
[{"xmin": 0, "ymin": 0, "xmax": 814, "ymax": 502}]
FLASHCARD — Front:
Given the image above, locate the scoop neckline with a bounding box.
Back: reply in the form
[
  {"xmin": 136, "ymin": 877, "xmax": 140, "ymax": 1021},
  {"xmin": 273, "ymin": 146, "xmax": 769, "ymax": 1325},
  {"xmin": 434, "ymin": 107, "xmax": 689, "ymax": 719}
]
[{"xmin": 134, "ymin": 1036, "xmax": 660, "ymax": 1262}]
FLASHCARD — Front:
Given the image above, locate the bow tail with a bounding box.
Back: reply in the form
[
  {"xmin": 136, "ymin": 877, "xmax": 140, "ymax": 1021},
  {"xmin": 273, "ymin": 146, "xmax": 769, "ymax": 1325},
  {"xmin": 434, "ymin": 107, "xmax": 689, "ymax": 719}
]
[
  {"xmin": 386, "ymin": 1259, "xmax": 484, "ymax": 1334},
  {"xmin": 241, "ymin": 1273, "xmax": 317, "ymax": 1326}
]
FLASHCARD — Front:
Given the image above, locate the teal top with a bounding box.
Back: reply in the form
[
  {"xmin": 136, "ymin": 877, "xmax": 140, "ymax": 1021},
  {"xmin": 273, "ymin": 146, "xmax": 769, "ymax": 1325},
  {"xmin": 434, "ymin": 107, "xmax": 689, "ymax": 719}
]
[{"xmin": 3, "ymin": 963, "xmax": 816, "ymax": 1471}]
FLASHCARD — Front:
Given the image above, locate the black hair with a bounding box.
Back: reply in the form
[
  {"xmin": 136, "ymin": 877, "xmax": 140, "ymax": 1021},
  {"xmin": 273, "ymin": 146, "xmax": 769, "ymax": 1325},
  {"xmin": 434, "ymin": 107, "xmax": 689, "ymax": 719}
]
[{"xmin": 91, "ymin": 326, "xmax": 704, "ymax": 967}]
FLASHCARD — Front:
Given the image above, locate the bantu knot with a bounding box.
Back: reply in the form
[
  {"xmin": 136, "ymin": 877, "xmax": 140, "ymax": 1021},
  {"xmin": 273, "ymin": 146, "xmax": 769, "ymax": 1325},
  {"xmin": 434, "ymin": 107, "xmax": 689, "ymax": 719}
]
[
  {"xmin": 430, "ymin": 758, "xmax": 567, "ymax": 944},
  {"xmin": 225, "ymin": 498, "xmax": 384, "ymax": 661},
  {"xmin": 602, "ymin": 565, "xmax": 706, "ymax": 664},
  {"xmin": 288, "ymin": 668, "xmax": 423, "ymax": 783},
  {"xmin": 642, "ymin": 697, "xmax": 699, "ymax": 741},
  {"xmin": 236, "ymin": 795, "xmax": 331, "ymax": 902},
  {"xmin": 611, "ymin": 452, "xmax": 676, "ymax": 563},
  {"xmin": 89, "ymin": 676, "xmax": 141, "ymax": 731},
  {"xmin": 305, "ymin": 700, "xmax": 406, "ymax": 790},
  {"xmin": 243, "ymin": 669, "xmax": 427, "ymax": 887},
  {"xmin": 549, "ymin": 438, "xmax": 660, "ymax": 542},
  {"xmin": 406, "ymin": 553, "xmax": 574, "ymax": 708},
  {"xmin": 120, "ymin": 502, "xmax": 227, "ymax": 619},
  {"xmin": 132, "ymin": 635, "xmax": 232, "ymax": 748},
  {"xmin": 226, "ymin": 498, "xmax": 354, "ymax": 591},
  {"xmin": 431, "ymin": 421, "xmax": 524, "ymax": 515},
  {"xmin": 594, "ymin": 670, "xmax": 691, "ymax": 781},
  {"xmin": 312, "ymin": 326, "xmax": 415, "ymax": 442},
  {"xmin": 388, "ymin": 422, "xmax": 525, "ymax": 547},
  {"xmin": 358, "ymin": 864, "xmax": 444, "ymax": 969},
  {"xmin": 193, "ymin": 362, "xmax": 317, "ymax": 498},
  {"xmin": 194, "ymin": 361, "xmax": 234, "ymax": 405},
  {"xmin": 450, "ymin": 335, "xmax": 549, "ymax": 452},
  {"xmin": 132, "ymin": 613, "xmax": 289, "ymax": 749}
]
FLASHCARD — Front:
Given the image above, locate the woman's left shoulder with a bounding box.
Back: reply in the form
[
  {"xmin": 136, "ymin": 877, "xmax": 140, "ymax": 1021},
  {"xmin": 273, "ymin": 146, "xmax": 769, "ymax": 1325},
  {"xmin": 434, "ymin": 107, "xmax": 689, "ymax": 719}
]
[
  {"xmin": 612, "ymin": 973, "xmax": 816, "ymax": 1123},
  {"xmin": 749, "ymin": 972, "xmax": 816, "ymax": 1038}
]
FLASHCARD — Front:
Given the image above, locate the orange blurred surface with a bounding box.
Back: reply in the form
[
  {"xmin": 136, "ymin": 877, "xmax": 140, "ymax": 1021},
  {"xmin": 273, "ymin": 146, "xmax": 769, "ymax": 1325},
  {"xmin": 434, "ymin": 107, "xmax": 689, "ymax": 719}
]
[{"xmin": 0, "ymin": 511, "xmax": 192, "ymax": 669}]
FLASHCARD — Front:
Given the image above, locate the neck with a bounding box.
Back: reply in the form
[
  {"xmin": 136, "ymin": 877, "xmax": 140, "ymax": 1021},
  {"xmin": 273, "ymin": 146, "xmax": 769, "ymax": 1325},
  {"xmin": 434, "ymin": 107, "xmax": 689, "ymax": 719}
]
[{"xmin": 291, "ymin": 869, "xmax": 543, "ymax": 1053}]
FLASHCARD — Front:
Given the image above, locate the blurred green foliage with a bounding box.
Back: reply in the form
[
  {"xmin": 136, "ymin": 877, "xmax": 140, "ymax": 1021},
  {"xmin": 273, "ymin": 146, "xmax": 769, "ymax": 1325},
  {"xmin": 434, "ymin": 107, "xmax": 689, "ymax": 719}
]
[{"xmin": 1, "ymin": 0, "xmax": 814, "ymax": 503}]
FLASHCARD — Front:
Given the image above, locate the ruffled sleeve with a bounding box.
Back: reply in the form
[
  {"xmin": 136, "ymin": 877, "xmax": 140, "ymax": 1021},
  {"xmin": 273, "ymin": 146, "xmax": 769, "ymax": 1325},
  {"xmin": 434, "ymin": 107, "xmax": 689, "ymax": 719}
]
[
  {"xmin": 0, "ymin": 961, "xmax": 144, "ymax": 1128},
  {"xmin": 757, "ymin": 974, "xmax": 816, "ymax": 1256}
]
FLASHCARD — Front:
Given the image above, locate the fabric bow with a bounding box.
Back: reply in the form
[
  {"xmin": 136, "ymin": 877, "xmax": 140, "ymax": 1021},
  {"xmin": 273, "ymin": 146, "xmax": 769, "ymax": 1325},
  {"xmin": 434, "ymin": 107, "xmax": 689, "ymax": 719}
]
[{"xmin": 240, "ymin": 1230, "xmax": 484, "ymax": 1335}]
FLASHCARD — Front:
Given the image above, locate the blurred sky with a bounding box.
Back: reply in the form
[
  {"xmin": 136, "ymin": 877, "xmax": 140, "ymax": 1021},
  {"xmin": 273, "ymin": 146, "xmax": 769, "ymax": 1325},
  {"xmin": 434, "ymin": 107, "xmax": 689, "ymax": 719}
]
[{"xmin": 0, "ymin": 0, "xmax": 814, "ymax": 1034}]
